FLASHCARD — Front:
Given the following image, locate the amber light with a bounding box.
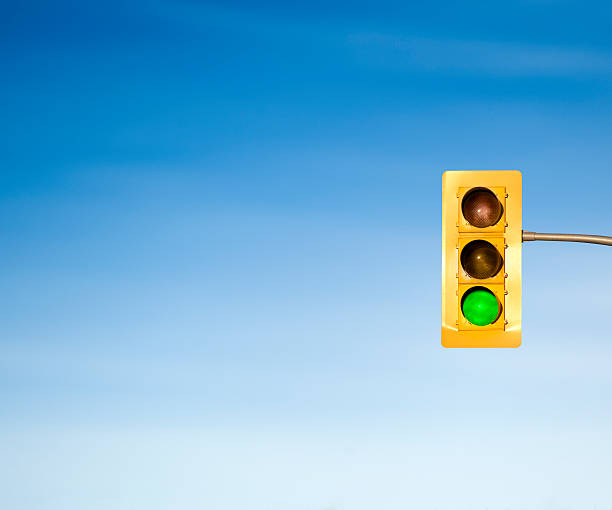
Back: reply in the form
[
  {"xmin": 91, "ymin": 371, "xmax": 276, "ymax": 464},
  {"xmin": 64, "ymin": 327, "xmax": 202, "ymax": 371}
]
[{"xmin": 460, "ymin": 240, "xmax": 503, "ymax": 279}]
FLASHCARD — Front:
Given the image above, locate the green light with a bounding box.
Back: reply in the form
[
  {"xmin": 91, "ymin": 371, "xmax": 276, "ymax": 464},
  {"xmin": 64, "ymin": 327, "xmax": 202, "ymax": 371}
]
[{"xmin": 461, "ymin": 288, "xmax": 500, "ymax": 326}]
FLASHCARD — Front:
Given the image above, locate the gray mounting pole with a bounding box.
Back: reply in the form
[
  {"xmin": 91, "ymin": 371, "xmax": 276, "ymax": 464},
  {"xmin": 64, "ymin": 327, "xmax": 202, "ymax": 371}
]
[{"xmin": 522, "ymin": 231, "xmax": 612, "ymax": 246}]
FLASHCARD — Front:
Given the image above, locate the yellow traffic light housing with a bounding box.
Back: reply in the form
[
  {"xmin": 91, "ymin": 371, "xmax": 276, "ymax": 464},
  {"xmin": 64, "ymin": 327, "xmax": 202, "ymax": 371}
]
[{"xmin": 442, "ymin": 170, "xmax": 522, "ymax": 347}]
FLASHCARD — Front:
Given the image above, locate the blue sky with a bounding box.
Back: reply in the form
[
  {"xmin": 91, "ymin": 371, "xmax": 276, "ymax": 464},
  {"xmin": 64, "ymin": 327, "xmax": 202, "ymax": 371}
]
[{"xmin": 2, "ymin": 1, "xmax": 612, "ymax": 509}]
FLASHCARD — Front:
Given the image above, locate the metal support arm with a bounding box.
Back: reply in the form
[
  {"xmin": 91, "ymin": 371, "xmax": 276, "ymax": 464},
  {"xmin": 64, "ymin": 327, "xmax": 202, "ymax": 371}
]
[{"xmin": 522, "ymin": 231, "xmax": 612, "ymax": 246}]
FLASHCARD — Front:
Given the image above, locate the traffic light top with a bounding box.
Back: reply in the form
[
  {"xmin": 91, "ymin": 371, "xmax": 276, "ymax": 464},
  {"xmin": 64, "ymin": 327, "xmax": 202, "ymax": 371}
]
[{"xmin": 462, "ymin": 187, "xmax": 503, "ymax": 228}]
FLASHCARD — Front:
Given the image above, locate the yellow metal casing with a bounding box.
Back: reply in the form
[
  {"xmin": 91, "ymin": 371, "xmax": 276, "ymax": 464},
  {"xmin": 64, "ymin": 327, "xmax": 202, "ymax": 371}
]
[{"xmin": 442, "ymin": 170, "xmax": 522, "ymax": 348}]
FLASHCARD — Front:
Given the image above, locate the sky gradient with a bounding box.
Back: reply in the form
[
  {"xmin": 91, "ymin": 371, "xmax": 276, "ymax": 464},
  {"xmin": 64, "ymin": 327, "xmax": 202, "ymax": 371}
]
[{"xmin": 2, "ymin": 1, "xmax": 612, "ymax": 509}]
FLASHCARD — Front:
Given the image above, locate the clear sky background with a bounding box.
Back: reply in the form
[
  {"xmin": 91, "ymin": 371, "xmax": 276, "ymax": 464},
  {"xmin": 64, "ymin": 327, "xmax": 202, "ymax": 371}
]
[{"xmin": 2, "ymin": 1, "xmax": 612, "ymax": 509}]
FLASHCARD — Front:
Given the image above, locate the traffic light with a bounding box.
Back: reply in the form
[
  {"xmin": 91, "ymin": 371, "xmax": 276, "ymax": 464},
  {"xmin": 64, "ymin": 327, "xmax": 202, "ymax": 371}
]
[{"xmin": 442, "ymin": 171, "xmax": 522, "ymax": 347}]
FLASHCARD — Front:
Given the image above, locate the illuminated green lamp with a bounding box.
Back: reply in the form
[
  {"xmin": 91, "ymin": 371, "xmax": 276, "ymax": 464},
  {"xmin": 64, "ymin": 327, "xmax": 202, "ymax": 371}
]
[{"xmin": 461, "ymin": 288, "xmax": 500, "ymax": 326}]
